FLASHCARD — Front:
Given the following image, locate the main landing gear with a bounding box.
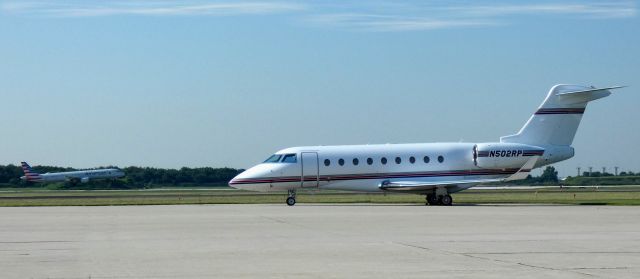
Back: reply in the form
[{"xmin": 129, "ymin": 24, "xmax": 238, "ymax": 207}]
[
  {"xmin": 426, "ymin": 194, "xmax": 453, "ymax": 206},
  {"xmin": 286, "ymin": 189, "xmax": 296, "ymax": 206}
]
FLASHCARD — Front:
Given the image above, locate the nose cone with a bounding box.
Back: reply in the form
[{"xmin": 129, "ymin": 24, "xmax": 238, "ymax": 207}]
[{"xmin": 229, "ymin": 164, "xmax": 277, "ymax": 192}]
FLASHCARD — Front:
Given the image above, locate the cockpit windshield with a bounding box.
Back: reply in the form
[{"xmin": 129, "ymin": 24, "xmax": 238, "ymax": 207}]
[
  {"xmin": 263, "ymin": 153, "xmax": 297, "ymax": 163},
  {"xmin": 263, "ymin": 154, "xmax": 282, "ymax": 163},
  {"xmin": 281, "ymin": 154, "xmax": 297, "ymax": 163}
]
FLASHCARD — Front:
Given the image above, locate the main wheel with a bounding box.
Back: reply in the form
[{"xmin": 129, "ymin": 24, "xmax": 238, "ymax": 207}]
[
  {"xmin": 426, "ymin": 194, "xmax": 439, "ymax": 205},
  {"xmin": 441, "ymin": 195, "xmax": 453, "ymax": 206},
  {"xmin": 286, "ymin": 197, "xmax": 296, "ymax": 206}
]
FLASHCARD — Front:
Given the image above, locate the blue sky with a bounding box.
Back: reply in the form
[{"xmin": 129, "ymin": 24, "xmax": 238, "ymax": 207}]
[{"xmin": 0, "ymin": 0, "xmax": 638, "ymax": 176}]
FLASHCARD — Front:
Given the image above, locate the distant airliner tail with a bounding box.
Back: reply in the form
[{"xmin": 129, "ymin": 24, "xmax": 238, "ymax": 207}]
[
  {"xmin": 500, "ymin": 85, "xmax": 623, "ymax": 146},
  {"xmin": 21, "ymin": 162, "xmax": 43, "ymax": 182}
]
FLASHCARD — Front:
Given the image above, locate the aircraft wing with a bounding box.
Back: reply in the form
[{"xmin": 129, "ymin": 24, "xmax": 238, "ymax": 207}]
[
  {"xmin": 379, "ymin": 156, "xmax": 539, "ymax": 192},
  {"xmin": 378, "ymin": 178, "xmax": 504, "ymax": 191},
  {"xmin": 65, "ymin": 176, "xmax": 80, "ymax": 183}
]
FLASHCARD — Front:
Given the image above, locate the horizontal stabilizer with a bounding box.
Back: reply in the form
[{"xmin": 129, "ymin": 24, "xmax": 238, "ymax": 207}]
[
  {"xmin": 556, "ymin": 86, "xmax": 625, "ymax": 96},
  {"xmin": 554, "ymin": 85, "xmax": 624, "ymax": 105}
]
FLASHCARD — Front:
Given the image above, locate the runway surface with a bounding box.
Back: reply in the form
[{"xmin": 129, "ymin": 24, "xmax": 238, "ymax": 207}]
[{"xmin": 1, "ymin": 204, "xmax": 639, "ymax": 279}]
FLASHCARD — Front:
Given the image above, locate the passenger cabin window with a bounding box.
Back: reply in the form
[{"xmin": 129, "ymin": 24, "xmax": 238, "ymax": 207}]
[
  {"xmin": 410, "ymin": 156, "xmax": 416, "ymax": 164},
  {"xmin": 339, "ymin": 159, "xmax": 345, "ymax": 166},
  {"xmin": 395, "ymin": 157, "xmax": 401, "ymax": 164},
  {"xmin": 264, "ymin": 154, "xmax": 282, "ymax": 163},
  {"xmin": 353, "ymin": 158, "xmax": 359, "ymax": 165},
  {"xmin": 367, "ymin": 158, "xmax": 373, "ymax": 165},
  {"xmin": 282, "ymin": 154, "xmax": 297, "ymax": 163},
  {"xmin": 324, "ymin": 159, "xmax": 330, "ymax": 166},
  {"xmin": 438, "ymin": 156, "xmax": 444, "ymax": 163},
  {"xmin": 424, "ymin": 156, "xmax": 430, "ymax": 163},
  {"xmin": 381, "ymin": 157, "xmax": 387, "ymax": 165}
]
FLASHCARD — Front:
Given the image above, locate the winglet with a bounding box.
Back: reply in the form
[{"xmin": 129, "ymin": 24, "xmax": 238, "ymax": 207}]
[{"xmin": 504, "ymin": 156, "xmax": 538, "ymax": 181}]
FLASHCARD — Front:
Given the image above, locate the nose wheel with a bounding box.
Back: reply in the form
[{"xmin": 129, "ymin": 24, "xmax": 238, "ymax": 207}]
[{"xmin": 286, "ymin": 189, "xmax": 296, "ymax": 206}]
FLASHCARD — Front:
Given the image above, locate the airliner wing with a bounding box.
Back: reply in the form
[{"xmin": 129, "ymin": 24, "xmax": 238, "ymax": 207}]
[
  {"xmin": 66, "ymin": 176, "xmax": 80, "ymax": 183},
  {"xmin": 379, "ymin": 156, "xmax": 539, "ymax": 191}
]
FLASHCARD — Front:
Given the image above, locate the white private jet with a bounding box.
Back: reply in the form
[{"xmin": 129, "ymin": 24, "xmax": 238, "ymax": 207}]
[
  {"xmin": 230, "ymin": 85, "xmax": 623, "ymax": 206},
  {"xmin": 20, "ymin": 162, "xmax": 125, "ymax": 184}
]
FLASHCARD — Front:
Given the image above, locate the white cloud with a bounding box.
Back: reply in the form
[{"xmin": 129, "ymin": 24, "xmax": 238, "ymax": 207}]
[
  {"xmin": 306, "ymin": 1, "xmax": 635, "ymax": 31},
  {"xmin": 454, "ymin": 3, "xmax": 636, "ymax": 19},
  {"xmin": 1, "ymin": 1, "xmax": 304, "ymax": 17},
  {"xmin": 1, "ymin": 1, "xmax": 635, "ymax": 31},
  {"xmin": 308, "ymin": 13, "xmax": 495, "ymax": 31}
]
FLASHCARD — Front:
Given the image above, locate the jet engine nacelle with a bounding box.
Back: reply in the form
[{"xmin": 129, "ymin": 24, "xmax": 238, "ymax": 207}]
[
  {"xmin": 473, "ymin": 143, "xmax": 544, "ymax": 169},
  {"xmin": 80, "ymin": 177, "xmax": 90, "ymax": 183}
]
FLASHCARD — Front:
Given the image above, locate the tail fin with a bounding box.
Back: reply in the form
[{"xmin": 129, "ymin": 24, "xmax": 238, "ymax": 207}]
[
  {"xmin": 21, "ymin": 162, "xmax": 43, "ymax": 182},
  {"xmin": 501, "ymin": 85, "xmax": 623, "ymax": 146}
]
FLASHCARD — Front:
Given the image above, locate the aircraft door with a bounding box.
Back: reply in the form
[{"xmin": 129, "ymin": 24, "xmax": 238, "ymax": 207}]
[{"xmin": 301, "ymin": 152, "xmax": 319, "ymax": 187}]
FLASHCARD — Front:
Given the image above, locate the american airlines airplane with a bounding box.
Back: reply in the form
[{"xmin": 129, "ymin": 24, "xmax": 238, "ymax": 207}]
[
  {"xmin": 20, "ymin": 162, "xmax": 125, "ymax": 184},
  {"xmin": 229, "ymin": 85, "xmax": 623, "ymax": 206}
]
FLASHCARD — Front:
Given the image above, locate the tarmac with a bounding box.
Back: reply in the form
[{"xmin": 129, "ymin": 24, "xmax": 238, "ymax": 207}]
[{"xmin": 1, "ymin": 204, "xmax": 639, "ymax": 278}]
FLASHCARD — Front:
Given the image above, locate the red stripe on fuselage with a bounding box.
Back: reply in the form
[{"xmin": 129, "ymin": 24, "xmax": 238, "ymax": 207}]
[{"xmin": 229, "ymin": 169, "xmax": 519, "ymax": 185}]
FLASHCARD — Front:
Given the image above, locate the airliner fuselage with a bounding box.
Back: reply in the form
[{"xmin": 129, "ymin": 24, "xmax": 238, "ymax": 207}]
[{"xmin": 20, "ymin": 162, "xmax": 125, "ymax": 184}]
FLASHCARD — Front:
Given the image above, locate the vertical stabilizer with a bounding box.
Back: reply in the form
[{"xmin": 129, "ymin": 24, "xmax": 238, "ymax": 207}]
[
  {"xmin": 20, "ymin": 162, "xmax": 43, "ymax": 182},
  {"xmin": 500, "ymin": 85, "xmax": 621, "ymax": 146}
]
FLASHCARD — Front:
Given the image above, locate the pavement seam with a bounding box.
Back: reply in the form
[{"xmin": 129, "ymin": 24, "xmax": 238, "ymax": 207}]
[{"xmin": 394, "ymin": 241, "xmax": 599, "ymax": 278}]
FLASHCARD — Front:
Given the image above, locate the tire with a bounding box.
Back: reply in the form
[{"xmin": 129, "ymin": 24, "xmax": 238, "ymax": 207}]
[
  {"xmin": 286, "ymin": 197, "xmax": 296, "ymax": 206},
  {"xmin": 427, "ymin": 194, "xmax": 439, "ymax": 205},
  {"xmin": 441, "ymin": 195, "xmax": 453, "ymax": 206}
]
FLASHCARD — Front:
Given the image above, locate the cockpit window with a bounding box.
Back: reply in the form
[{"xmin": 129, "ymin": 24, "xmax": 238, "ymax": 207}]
[
  {"xmin": 282, "ymin": 154, "xmax": 297, "ymax": 163},
  {"xmin": 263, "ymin": 154, "xmax": 282, "ymax": 163}
]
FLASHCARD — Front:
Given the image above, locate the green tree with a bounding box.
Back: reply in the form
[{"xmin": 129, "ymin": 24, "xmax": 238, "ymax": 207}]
[{"xmin": 539, "ymin": 166, "xmax": 559, "ymax": 183}]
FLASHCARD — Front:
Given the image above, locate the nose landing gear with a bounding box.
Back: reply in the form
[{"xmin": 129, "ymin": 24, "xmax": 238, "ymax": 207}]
[{"xmin": 286, "ymin": 189, "xmax": 296, "ymax": 206}]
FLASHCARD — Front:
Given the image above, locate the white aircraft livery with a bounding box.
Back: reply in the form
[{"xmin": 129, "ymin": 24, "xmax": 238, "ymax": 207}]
[
  {"xmin": 229, "ymin": 85, "xmax": 623, "ymax": 206},
  {"xmin": 20, "ymin": 162, "xmax": 125, "ymax": 184}
]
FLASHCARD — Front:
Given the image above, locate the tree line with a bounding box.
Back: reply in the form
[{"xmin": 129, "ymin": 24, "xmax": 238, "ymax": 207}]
[
  {"xmin": 0, "ymin": 164, "xmax": 243, "ymax": 189},
  {"xmin": 0, "ymin": 164, "xmax": 638, "ymax": 189},
  {"xmin": 509, "ymin": 166, "xmax": 640, "ymax": 186}
]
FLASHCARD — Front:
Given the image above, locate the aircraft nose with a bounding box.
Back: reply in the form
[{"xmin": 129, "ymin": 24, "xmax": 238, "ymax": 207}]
[
  {"xmin": 228, "ymin": 173, "xmax": 253, "ymax": 190},
  {"xmin": 228, "ymin": 165, "xmax": 275, "ymax": 191},
  {"xmin": 228, "ymin": 175, "xmax": 241, "ymax": 188}
]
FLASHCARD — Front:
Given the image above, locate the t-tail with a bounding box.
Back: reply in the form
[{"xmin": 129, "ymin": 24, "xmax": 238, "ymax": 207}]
[
  {"xmin": 499, "ymin": 84, "xmax": 623, "ymax": 166},
  {"xmin": 20, "ymin": 162, "xmax": 43, "ymax": 182}
]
